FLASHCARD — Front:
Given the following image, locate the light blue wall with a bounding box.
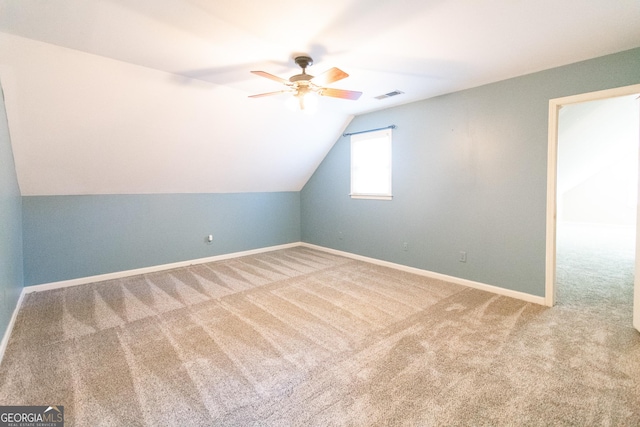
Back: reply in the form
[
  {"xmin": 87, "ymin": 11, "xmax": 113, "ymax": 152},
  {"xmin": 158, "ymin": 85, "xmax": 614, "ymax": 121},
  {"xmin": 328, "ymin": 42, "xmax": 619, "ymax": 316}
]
[
  {"xmin": 0, "ymin": 82, "xmax": 23, "ymax": 335},
  {"xmin": 301, "ymin": 48, "xmax": 640, "ymax": 297},
  {"xmin": 16, "ymin": 48, "xmax": 640, "ymax": 293},
  {"xmin": 23, "ymin": 192, "xmax": 300, "ymax": 285}
]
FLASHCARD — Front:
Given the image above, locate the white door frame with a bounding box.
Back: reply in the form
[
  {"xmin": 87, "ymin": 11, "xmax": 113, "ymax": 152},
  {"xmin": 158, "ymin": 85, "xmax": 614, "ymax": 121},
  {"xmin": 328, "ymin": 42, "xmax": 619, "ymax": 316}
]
[{"xmin": 546, "ymin": 84, "xmax": 640, "ymax": 330}]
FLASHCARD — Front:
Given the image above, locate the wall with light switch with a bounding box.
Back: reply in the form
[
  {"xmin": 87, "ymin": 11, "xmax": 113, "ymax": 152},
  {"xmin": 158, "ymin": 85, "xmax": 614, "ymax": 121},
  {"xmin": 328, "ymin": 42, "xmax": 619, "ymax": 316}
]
[{"xmin": 301, "ymin": 48, "xmax": 640, "ymax": 298}]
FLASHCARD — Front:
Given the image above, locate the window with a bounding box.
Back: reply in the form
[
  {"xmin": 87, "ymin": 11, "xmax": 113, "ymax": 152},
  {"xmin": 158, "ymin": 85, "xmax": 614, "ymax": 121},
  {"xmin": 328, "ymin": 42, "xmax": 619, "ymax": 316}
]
[{"xmin": 350, "ymin": 128, "xmax": 392, "ymax": 200}]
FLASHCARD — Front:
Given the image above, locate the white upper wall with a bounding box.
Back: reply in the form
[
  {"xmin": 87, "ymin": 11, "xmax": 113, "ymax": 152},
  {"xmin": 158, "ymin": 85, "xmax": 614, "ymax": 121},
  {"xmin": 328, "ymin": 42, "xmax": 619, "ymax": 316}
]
[{"xmin": 557, "ymin": 95, "xmax": 640, "ymax": 225}]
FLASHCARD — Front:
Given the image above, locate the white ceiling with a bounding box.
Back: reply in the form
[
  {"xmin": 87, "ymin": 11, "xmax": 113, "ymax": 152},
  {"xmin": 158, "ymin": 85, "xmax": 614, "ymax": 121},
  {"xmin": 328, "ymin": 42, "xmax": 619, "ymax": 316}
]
[{"xmin": 1, "ymin": 0, "xmax": 639, "ymax": 195}]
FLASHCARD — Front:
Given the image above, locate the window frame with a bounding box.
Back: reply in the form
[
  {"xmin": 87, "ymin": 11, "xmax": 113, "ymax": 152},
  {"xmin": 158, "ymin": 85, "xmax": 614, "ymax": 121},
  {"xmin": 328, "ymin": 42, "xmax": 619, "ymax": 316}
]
[{"xmin": 349, "ymin": 128, "xmax": 393, "ymax": 200}]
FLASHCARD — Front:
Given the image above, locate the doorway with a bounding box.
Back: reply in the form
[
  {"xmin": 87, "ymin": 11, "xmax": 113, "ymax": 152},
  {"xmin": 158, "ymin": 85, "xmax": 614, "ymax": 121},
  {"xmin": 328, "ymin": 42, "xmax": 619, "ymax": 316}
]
[{"xmin": 546, "ymin": 84, "xmax": 640, "ymax": 332}]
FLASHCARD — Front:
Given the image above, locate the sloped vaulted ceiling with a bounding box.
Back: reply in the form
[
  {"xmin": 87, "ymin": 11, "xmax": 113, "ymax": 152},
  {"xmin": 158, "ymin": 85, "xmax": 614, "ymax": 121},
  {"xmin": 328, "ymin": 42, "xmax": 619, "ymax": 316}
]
[
  {"xmin": 0, "ymin": 0, "xmax": 639, "ymax": 195},
  {"xmin": 0, "ymin": 33, "xmax": 351, "ymax": 195}
]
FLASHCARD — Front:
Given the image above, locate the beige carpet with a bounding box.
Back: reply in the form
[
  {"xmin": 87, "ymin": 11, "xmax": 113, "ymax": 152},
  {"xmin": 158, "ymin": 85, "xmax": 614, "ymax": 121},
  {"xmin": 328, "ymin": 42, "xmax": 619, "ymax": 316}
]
[{"xmin": 1, "ymin": 244, "xmax": 639, "ymax": 426}]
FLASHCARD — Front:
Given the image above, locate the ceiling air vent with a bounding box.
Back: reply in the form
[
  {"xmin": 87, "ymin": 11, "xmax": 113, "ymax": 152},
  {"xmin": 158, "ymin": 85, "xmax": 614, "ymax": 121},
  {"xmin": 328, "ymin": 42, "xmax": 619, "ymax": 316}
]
[{"xmin": 374, "ymin": 90, "xmax": 404, "ymax": 100}]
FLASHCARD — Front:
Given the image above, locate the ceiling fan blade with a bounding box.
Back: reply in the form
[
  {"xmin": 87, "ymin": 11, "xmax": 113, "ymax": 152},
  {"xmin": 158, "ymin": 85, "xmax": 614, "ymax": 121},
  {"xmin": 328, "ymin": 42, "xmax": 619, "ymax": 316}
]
[
  {"xmin": 311, "ymin": 67, "xmax": 349, "ymax": 86},
  {"xmin": 250, "ymin": 70, "xmax": 289, "ymax": 84},
  {"xmin": 248, "ymin": 90, "xmax": 291, "ymax": 98},
  {"xmin": 319, "ymin": 87, "xmax": 362, "ymax": 100}
]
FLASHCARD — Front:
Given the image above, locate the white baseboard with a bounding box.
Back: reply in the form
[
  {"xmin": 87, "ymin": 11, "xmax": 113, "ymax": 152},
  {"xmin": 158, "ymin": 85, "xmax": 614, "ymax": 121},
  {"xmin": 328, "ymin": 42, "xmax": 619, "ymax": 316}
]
[
  {"xmin": 0, "ymin": 288, "xmax": 26, "ymax": 368},
  {"xmin": 24, "ymin": 242, "xmax": 301, "ymax": 294},
  {"xmin": 301, "ymin": 243, "xmax": 547, "ymax": 306},
  {"xmin": 1, "ymin": 241, "xmax": 545, "ymax": 367},
  {"xmin": 23, "ymin": 241, "xmax": 548, "ymax": 303}
]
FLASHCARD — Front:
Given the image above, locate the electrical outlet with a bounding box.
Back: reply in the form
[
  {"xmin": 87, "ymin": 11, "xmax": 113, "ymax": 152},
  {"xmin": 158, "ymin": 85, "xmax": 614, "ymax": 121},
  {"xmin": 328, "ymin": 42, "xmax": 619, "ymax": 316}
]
[
  {"xmin": 459, "ymin": 251, "xmax": 467, "ymax": 263},
  {"xmin": 403, "ymin": 242, "xmax": 408, "ymax": 251},
  {"xmin": 206, "ymin": 234, "xmax": 213, "ymax": 244},
  {"xmin": 338, "ymin": 231, "xmax": 344, "ymax": 240}
]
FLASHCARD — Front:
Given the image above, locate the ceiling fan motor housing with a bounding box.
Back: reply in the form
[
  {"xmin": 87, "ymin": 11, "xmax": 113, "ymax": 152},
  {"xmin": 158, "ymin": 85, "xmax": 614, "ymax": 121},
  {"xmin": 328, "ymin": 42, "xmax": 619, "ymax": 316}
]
[{"xmin": 290, "ymin": 74, "xmax": 313, "ymax": 82}]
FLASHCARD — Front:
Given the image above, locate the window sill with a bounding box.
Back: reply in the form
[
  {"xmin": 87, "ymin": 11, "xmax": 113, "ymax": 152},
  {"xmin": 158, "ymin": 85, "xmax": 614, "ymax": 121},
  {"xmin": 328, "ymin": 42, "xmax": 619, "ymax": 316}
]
[{"xmin": 349, "ymin": 194, "xmax": 393, "ymax": 201}]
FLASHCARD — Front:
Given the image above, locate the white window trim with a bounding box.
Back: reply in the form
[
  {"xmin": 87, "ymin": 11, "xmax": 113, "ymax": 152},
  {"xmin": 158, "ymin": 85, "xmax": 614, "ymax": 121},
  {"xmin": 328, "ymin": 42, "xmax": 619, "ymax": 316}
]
[
  {"xmin": 350, "ymin": 129, "xmax": 393, "ymax": 200},
  {"xmin": 349, "ymin": 194, "xmax": 393, "ymax": 200}
]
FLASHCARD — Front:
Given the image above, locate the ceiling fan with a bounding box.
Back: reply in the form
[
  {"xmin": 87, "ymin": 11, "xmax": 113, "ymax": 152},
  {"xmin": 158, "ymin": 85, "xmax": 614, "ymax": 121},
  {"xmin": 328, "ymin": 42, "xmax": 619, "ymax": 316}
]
[{"xmin": 249, "ymin": 55, "xmax": 362, "ymax": 110}]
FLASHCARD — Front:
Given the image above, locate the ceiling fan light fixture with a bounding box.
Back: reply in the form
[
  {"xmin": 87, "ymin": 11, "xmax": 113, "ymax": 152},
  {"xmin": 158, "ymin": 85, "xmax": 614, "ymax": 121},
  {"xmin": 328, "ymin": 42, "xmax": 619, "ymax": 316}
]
[{"xmin": 286, "ymin": 90, "xmax": 318, "ymax": 114}]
